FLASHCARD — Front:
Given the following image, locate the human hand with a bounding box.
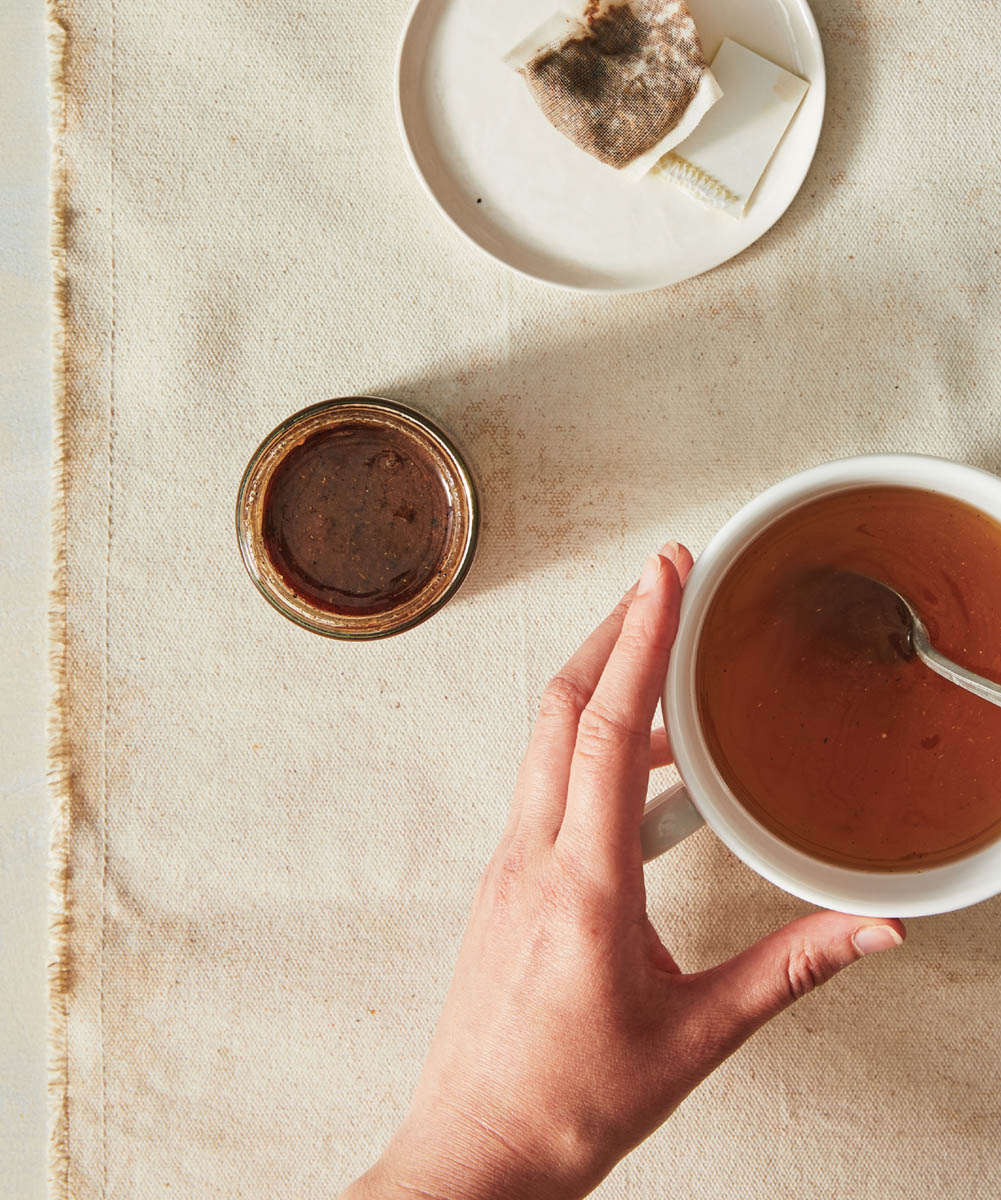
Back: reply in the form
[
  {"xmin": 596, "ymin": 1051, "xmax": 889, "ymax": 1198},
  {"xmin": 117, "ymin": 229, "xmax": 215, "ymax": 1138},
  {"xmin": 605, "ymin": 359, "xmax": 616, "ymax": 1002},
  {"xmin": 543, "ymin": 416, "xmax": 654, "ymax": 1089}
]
[{"xmin": 343, "ymin": 543, "xmax": 905, "ymax": 1200}]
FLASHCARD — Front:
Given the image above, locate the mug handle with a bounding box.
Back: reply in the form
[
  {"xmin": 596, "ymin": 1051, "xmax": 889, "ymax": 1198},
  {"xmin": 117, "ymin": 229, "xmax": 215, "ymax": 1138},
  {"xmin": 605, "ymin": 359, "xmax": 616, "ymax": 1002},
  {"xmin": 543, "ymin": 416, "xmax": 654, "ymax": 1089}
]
[{"xmin": 640, "ymin": 782, "xmax": 705, "ymax": 861}]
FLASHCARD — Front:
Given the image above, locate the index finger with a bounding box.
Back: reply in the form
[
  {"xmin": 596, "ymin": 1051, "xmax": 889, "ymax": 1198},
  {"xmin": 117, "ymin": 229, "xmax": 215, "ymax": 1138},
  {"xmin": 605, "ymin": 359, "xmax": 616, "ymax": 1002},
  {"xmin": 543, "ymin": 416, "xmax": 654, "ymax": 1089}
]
[
  {"xmin": 508, "ymin": 543, "xmax": 692, "ymax": 841},
  {"xmin": 558, "ymin": 551, "xmax": 684, "ymax": 877}
]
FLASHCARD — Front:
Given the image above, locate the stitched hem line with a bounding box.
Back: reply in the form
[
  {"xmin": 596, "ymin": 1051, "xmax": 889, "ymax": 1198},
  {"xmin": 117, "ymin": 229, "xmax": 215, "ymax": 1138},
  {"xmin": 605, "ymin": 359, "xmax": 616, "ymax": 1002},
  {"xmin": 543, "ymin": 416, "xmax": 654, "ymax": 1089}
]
[{"xmin": 100, "ymin": 0, "xmax": 119, "ymax": 1192}]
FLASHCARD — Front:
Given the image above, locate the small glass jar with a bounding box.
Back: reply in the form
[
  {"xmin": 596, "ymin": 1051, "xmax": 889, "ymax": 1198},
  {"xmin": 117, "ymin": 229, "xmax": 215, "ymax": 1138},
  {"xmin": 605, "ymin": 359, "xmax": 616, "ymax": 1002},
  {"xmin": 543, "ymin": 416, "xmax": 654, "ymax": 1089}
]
[{"xmin": 237, "ymin": 397, "xmax": 479, "ymax": 639}]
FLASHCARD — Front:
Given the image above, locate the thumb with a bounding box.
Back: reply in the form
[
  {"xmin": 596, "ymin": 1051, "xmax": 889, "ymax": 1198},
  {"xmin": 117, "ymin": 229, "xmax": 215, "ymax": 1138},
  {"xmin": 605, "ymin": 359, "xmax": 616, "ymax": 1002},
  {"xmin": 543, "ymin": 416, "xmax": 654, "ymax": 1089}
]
[{"xmin": 698, "ymin": 910, "xmax": 905, "ymax": 1052}]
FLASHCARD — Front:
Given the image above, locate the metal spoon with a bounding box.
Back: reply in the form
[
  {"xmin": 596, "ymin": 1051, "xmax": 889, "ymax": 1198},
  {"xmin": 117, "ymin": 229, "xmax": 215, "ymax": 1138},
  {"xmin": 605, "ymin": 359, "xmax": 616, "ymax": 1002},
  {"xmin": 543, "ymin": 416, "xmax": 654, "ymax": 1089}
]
[{"xmin": 840, "ymin": 572, "xmax": 1001, "ymax": 709}]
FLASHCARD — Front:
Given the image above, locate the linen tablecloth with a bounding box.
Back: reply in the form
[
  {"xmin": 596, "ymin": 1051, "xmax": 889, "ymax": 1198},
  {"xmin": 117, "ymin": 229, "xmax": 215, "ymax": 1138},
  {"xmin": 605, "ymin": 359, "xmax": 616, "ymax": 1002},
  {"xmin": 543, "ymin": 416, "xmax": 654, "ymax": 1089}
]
[{"xmin": 49, "ymin": 0, "xmax": 1001, "ymax": 1195}]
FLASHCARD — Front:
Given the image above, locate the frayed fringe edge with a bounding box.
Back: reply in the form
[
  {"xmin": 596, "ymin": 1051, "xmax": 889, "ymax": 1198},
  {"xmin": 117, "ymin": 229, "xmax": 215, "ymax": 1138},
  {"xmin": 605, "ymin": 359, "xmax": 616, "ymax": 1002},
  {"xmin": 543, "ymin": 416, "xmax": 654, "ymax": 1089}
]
[{"xmin": 47, "ymin": 2, "xmax": 72, "ymax": 1197}]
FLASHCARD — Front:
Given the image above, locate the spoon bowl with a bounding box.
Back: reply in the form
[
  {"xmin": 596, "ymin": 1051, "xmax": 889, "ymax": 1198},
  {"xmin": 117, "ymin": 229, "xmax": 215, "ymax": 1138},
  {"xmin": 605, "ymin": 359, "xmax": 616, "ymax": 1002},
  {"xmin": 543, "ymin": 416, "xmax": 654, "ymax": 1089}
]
[{"xmin": 837, "ymin": 571, "xmax": 1001, "ymax": 709}]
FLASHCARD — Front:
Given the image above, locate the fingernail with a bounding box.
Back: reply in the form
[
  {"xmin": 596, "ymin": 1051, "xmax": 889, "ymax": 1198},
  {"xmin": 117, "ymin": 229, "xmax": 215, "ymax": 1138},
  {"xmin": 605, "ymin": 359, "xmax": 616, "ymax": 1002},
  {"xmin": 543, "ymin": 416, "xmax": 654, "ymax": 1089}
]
[
  {"xmin": 659, "ymin": 541, "xmax": 680, "ymax": 563},
  {"xmin": 852, "ymin": 925, "xmax": 904, "ymax": 956},
  {"xmin": 637, "ymin": 554, "xmax": 662, "ymax": 595}
]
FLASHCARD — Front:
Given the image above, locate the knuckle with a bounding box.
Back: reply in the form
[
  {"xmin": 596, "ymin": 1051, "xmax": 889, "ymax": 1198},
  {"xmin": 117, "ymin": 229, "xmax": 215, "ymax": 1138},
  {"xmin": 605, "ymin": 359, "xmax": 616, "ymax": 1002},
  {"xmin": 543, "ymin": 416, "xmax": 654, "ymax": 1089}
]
[
  {"xmin": 610, "ymin": 593, "xmax": 633, "ymax": 627},
  {"xmin": 550, "ymin": 837, "xmax": 618, "ymax": 912},
  {"xmin": 575, "ymin": 703, "xmax": 646, "ymax": 756},
  {"xmin": 782, "ymin": 942, "xmax": 835, "ymax": 1001},
  {"xmin": 538, "ymin": 866, "xmax": 582, "ymax": 922},
  {"xmin": 484, "ymin": 836, "xmax": 533, "ymax": 914},
  {"xmin": 541, "ymin": 872, "xmax": 609, "ymax": 956},
  {"xmin": 539, "ymin": 671, "xmax": 591, "ymax": 724},
  {"xmin": 618, "ymin": 611, "xmax": 675, "ymax": 661},
  {"xmin": 477, "ymin": 836, "xmax": 508, "ymax": 893}
]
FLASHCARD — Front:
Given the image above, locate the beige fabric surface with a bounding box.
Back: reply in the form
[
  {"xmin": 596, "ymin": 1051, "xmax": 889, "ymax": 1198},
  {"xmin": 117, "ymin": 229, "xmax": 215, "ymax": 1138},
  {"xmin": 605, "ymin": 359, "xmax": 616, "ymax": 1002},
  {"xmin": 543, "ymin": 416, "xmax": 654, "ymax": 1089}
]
[{"xmin": 49, "ymin": 0, "xmax": 1001, "ymax": 1195}]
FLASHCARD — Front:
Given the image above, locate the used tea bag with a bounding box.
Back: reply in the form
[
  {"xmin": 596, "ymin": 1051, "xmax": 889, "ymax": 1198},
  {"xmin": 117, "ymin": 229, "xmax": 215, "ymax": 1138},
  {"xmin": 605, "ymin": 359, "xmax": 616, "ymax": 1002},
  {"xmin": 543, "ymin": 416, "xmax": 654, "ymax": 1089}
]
[{"xmin": 506, "ymin": 0, "xmax": 721, "ymax": 178}]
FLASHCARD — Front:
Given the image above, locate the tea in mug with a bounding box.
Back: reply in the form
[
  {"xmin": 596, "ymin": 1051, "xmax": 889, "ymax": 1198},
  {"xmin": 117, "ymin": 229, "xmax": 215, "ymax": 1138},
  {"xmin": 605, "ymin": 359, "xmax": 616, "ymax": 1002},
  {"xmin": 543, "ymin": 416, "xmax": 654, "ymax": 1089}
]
[{"xmin": 696, "ymin": 486, "xmax": 1001, "ymax": 871}]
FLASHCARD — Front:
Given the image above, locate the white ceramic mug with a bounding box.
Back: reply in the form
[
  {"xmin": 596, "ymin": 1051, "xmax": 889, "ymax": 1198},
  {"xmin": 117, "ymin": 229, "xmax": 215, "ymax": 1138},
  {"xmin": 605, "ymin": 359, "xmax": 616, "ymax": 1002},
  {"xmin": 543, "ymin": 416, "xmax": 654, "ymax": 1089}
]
[{"xmin": 640, "ymin": 454, "xmax": 1001, "ymax": 917}]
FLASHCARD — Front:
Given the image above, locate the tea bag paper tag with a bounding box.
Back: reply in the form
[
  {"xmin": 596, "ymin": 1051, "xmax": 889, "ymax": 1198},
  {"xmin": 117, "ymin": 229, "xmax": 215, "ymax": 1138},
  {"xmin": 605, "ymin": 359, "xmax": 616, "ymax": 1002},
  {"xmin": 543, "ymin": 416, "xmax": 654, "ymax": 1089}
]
[{"xmin": 652, "ymin": 38, "xmax": 809, "ymax": 215}]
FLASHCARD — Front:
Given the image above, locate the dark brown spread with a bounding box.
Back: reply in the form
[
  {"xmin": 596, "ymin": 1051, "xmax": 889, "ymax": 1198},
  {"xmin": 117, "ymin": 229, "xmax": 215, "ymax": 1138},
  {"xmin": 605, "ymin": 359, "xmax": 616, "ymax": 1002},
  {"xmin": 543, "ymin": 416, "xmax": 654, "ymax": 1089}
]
[{"xmin": 261, "ymin": 423, "xmax": 452, "ymax": 617}]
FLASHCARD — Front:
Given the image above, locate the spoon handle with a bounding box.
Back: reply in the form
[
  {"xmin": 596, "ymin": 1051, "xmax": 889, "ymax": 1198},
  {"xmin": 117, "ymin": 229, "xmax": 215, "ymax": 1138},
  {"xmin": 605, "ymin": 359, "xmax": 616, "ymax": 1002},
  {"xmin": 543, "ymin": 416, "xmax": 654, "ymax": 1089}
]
[{"xmin": 912, "ymin": 625, "xmax": 1001, "ymax": 709}]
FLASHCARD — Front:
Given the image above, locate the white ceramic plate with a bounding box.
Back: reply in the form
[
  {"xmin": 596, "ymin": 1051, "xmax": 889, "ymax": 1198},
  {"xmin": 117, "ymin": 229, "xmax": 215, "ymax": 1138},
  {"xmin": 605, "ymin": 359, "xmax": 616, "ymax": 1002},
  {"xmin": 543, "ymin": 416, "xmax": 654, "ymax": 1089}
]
[{"xmin": 396, "ymin": 0, "xmax": 825, "ymax": 293}]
